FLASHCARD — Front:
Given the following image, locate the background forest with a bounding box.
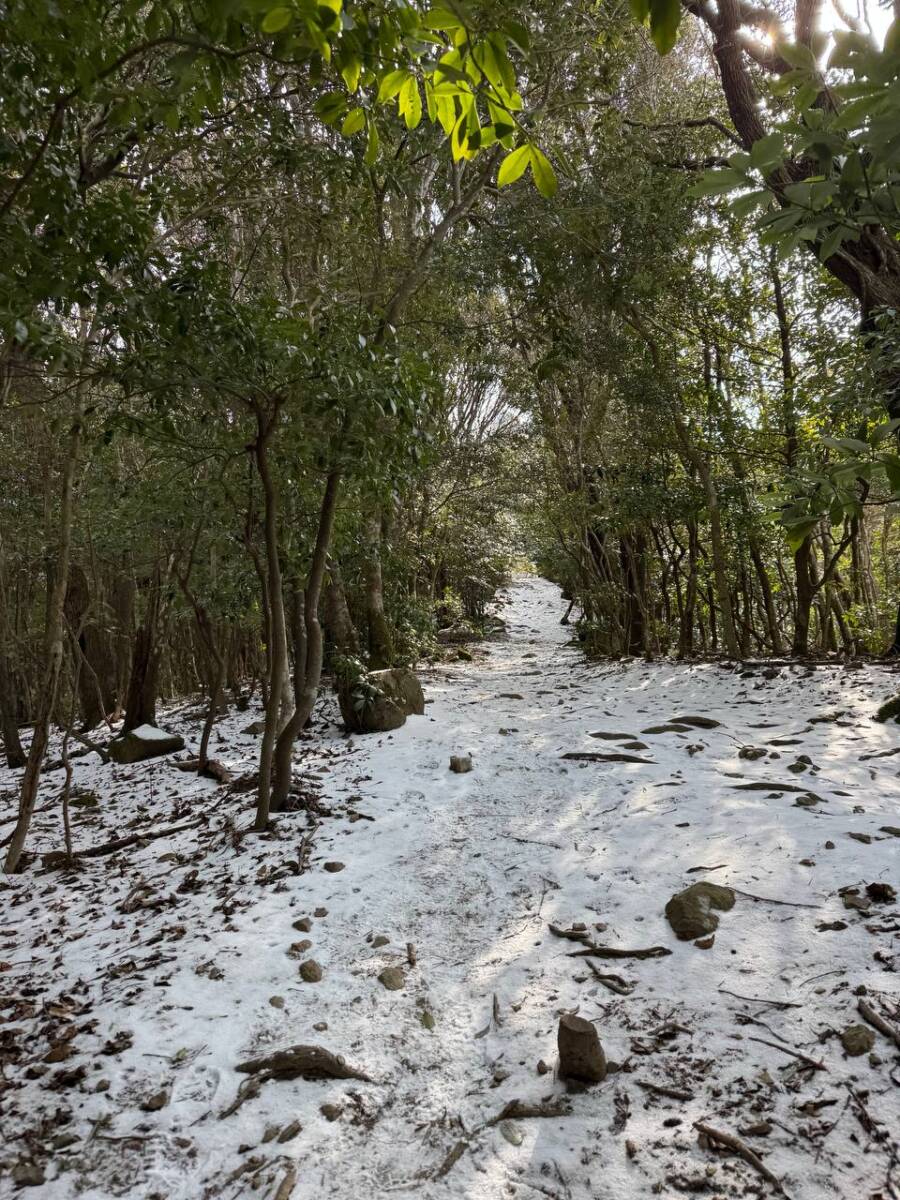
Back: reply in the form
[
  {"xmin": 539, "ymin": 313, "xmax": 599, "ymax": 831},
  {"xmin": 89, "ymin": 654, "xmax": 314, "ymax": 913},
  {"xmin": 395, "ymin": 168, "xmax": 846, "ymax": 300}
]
[{"xmin": 3, "ymin": 0, "xmax": 900, "ymax": 872}]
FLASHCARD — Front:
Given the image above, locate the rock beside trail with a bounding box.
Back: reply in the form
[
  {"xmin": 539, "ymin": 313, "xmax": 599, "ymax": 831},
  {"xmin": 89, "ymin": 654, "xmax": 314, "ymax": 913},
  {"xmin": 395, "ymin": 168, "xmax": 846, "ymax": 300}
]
[
  {"xmin": 338, "ymin": 668, "xmax": 425, "ymax": 734},
  {"xmin": 109, "ymin": 725, "xmax": 185, "ymax": 764},
  {"xmin": 841, "ymin": 1025, "xmax": 875, "ymax": 1056},
  {"xmin": 449, "ymin": 755, "xmax": 472, "ymax": 773},
  {"xmin": 665, "ymin": 882, "xmax": 736, "ymax": 941},
  {"xmin": 378, "ymin": 966, "xmax": 405, "ymax": 991},
  {"xmin": 436, "ymin": 621, "xmax": 481, "ymax": 644},
  {"xmin": 557, "ymin": 1014, "xmax": 606, "ymax": 1083}
]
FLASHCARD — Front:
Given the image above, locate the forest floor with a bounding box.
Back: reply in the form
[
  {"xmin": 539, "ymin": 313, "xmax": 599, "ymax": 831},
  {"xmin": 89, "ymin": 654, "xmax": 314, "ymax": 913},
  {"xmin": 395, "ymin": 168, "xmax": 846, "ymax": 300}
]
[{"xmin": 2, "ymin": 576, "xmax": 899, "ymax": 1200}]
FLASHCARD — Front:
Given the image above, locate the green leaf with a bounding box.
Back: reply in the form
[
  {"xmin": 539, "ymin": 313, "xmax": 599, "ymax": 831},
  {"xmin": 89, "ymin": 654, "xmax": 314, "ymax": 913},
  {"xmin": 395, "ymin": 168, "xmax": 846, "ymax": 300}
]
[
  {"xmin": 497, "ymin": 144, "xmax": 530, "ymax": 187},
  {"xmin": 423, "ymin": 7, "xmax": 465, "ymax": 31},
  {"xmin": 262, "ymin": 6, "xmax": 293, "ymax": 33},
  {"xmin": 364, "ymin": 120, "xmax": 379, "ymax": 165},
  {"xmin": 687, "ymin": 168, "xmax": 750, "ymax": 197},
  {"xmin": 340, "ymin": 55, "xmax": 362, "ymax": 93},
  {"xmin": 749, "ymin": 131, "xmax": 785, "ymax": 170},
  {"xmin": 529, "ymin": 146, "xmax": 557, "ymax": 198},
  {"xmin": 399, "ymin": 76, "xmax": 422, "ymax": 129},
  {"xmin": 341, "ymin": 107, "xmax": 366, "ymax": 136},
  {"xmin": 378, "ymin": 69, "xmax": 411, "ymax": 103},
  {"xmin": 648, "ymin": 0, "xmax": 681, "ymax": 54}
]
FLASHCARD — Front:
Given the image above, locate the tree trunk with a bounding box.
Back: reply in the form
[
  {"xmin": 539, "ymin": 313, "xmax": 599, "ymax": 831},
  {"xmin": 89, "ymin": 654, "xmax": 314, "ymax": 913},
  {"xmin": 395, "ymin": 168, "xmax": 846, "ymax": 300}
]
[
  {"xmin": 4, "ymin": 401, "xmax": 84, "ymax": 873},
  {"xmin": 323, "ymin": 561, "xmax": 359, "ymax": 656},
  {"xmin": 269, "ymin": 470, "xmax": 341, "ymax": 814},
  {"xmin": 792, "ymin": 535, "xmax": 815, "ymax": 656},
  {"xmin": 364, "ymin": 511, "xmax": 394, "ymax": 669}
]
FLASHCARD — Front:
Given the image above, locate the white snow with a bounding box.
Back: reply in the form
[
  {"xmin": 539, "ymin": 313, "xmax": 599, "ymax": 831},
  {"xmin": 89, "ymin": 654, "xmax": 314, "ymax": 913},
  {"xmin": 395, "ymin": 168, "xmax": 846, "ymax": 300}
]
[
  {"xmin": 126, "ymin": 724, "xmax": 176, "ymax": 742},
  {"xmin": 1, "ymin": 575, "xmax": 898, "ymax": 1199}
]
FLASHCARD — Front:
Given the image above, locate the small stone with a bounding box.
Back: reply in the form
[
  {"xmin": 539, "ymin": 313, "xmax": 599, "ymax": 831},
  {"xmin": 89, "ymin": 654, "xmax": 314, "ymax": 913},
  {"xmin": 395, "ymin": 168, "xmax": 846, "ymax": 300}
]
[
  {"xmin": 824, "ymin": 841, "xmax": 835, "ymax": 850},
  {"xmin": 847, "ymin": 832, "xmax": 872, "ymax": 844},
  {"xmin": 536, "ymin": 1059, "xmax": 549, "ymax": 1075},
  {"xmin": 269, "ymin": 995, "xmax": 285, "ymax": 1009},
  {"xmin": 378, "ymin": 966, "xmax": 405, "ymax": 991},
  {"xmin": 262, "ymin": 1123, "xmax": 280, "ymax": 1143},
  {"xmin": 420, "ymin": 1010, "xmax": 436, "ymax": 1031},
  {"xmin": 11, "ymin": 1164, "xmax": 45, "ymax": 1188},
  {"xmin": 51, "ymin": 1133, "xmax": 79, "ymax": 1151},
  {"xmin": 869, "ymin": 1052, "xmax": 883, "ymax": 1067},
  {"xmin": 288, "ymin": 940, "xmax": 313, "ymax": 957},
  {"xmin": 292, "ymin": 917, "xmax": 312, "ymax": 933},
  {"xmin": 499, "ymin": 1120, "xmax": 524, "ymax": 1146},
  {"xmin": 313, "ymin": 1021, "xmax": 328, "ymax": 1032},
  {"xmin": 866, "ymin": 881, "xmax": 897, "ymax": 904},
  {"xmin": 323, "ymin": 861, "xmax": 345, "ymax": 872},
  {"xmin": 738, "ymin": 746, "xmax": 766, "ymax": 760},
  {"xmin": 314, "ymin": 907, "xmax": 328, "ymax": 917},
  {"xmin": 799, "ymin": 858, "xmax": 815, "ymax": 866},
  {"xmin": 665, "ymin": 882, "xmax": 736, "ymax": 941},
  {"xmin": 299, "ymin": 959, "xmax": 323, "ymax": 983},
  {"xmin": 841, "ymin": 1025, "xmax": 875, "ymax": 1056},
  {"xmin": 141, "ymin": 1087, "xmax": 170, "ymax": 1112},
  {"xmin": 320, "ymin": 1103, "xmax": 343, "ymax": 1122},
  {"xmin": 371, "ymin": 935, "xmax": 390, "ymax": 948},
  {"xmin": 95, "ymin": 1078, "xmax": 110, "ymax": 1092},
  {"xmin": 842, "ymin": 892, "xmax": 872, "ymax": 913},
  {"xmin": 794, "ymin": 794, "xmax": 820, "ymax": 807},
  {"xmin": 694, "ymin": 935, "xmax": 715, "ymax": 949},
  {"xmin": 449, "ymin": 755, "xmax": 472, "ymax": 773},
  {"xmin": 879, "ymin": 826, "xmax": 900, "ymax": 837},
  {"xmin": 277, "ymin": 1119, "xmax": 303, "ymax": 1143}
]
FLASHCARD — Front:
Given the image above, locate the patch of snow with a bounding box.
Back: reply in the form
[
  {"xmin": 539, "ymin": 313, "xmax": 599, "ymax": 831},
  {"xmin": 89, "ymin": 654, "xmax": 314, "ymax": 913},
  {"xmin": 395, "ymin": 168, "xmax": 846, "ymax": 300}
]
[{"xmin": 1, "ymin": 576, "xmax": 898, "ymax": 1199}]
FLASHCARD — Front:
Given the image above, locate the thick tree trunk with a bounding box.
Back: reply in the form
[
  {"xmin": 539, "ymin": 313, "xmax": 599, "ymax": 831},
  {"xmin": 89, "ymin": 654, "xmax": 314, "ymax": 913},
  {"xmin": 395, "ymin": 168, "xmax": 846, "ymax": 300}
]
[{"xmin": 123, "ymin": 572, "xmax": 164, "ymax": 731}]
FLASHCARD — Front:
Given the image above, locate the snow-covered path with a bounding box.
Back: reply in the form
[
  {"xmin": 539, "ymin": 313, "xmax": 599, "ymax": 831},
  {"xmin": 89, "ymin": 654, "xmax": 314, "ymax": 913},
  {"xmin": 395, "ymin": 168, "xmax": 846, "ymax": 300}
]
[{"xmin": 2, "ymin": 575, "xmax": 899, "ymax": 1200}]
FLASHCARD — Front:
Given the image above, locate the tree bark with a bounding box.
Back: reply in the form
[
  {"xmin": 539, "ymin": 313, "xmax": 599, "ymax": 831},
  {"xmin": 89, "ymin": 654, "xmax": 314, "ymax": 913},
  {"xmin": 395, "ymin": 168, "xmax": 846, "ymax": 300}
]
[{"xmin": 4, "ymin": 399, "xmax": 84, "ymax": 873}]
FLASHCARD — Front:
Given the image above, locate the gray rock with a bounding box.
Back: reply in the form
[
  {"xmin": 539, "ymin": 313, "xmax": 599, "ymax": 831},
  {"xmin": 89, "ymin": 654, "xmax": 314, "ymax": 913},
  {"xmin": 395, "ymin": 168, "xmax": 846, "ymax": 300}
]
[
  {"xmin": 670, "ymin": 715, "xmax": 722, "ymax": 729},
  {"xmin": 378, "ymin": 966, "xmax": 405, "ymax": 990},
  {"xmin": 841, "ymin": 1025, "xmax": 875, "ymax": 1056},
  {"xmin": 665, "ymin": 882, "xmax": 736, "ymax": 941},
  {"xmin": 338, "ymin": 668, "xmax": 425, "ymax": 734},
  {"xmin": 558, "ymin": 1013, "xmax": 606, "ymax": 1083},
  {"xmin": 109, "ymin": 725, "xmax": 185, "ymax": 764},
  {"xmin": 299, "ymin": 960, "xmax": 323, "ymax": 983},
  {"xmin": 11, "ymin": 1163, "xmax": 45, "ymax": 1188},
  {"xmin": 141, "ymin": 1087, "xmax": 170, "ymax": 1112},
  {"xmin": 738, "ymin": 745, "xmax": 766, "ymax": 760},
  {"xmin": 450, "ymin": 755, "xmax": 472, "ymax": 773},
  {"xmin": 436, "ymin": 622, "xmax": 481, "ymax": 644}
]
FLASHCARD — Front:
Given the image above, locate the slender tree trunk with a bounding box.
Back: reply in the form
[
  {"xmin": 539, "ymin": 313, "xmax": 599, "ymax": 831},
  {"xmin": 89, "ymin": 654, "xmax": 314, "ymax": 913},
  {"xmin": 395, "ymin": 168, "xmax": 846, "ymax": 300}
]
[
  {"xmin": 323, "ymin": 560, "xmax": 359, "ymax": 656},
  {"xmin": 253, "ymin": 410, "xmax": 289, "ymax": 830},
  {"xmin": 364, "ymin": 511, "xmax": 394, "ymax": 669},
  {"xmin": 4, "ymin": 397, "xmax": 84, "ymax": 873},
  {"xmin": 269, "ymin": 470, "xmax": 341, "ymax": 814}
]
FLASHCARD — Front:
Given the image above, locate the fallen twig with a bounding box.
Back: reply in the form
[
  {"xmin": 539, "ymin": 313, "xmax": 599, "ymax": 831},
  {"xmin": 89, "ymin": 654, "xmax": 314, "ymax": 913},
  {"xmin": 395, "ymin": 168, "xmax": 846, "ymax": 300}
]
[
  {"xmin": 718, "ymin": 987, "xmax": 802, "ymax": 1010},
  {"xmin": 748, "ymin": 1036, "xmax": 826, "ymax": 1072},
  {"xmin": 571, "ymin": 944, "xmax": 672, "ymax": 960},
  {"xmin": 730, "ymin": 888, "xmax": 820, "ymax": 909},
  {"xmin": 586, "ymin": 961, "xmax": 634, "ymax": 994},
  {"xmin": 694, "ymin": 1120, "xmax": 788, "ymax": 1195},
  {"xmin": 41, "ymin": 818, "xmax": 204, "ymax": 865},
  {"xmin": 638, "ymin": 1079, "xmax": 694, "ymax": 1101},
  {"xmin": 858, "ymin": 998, "xmax": 900, "ymax": 1049}
]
